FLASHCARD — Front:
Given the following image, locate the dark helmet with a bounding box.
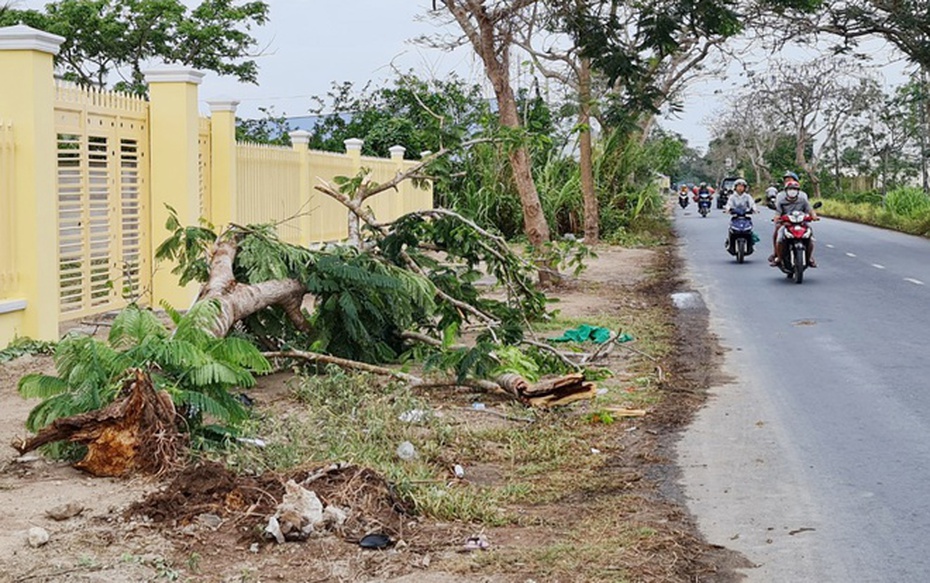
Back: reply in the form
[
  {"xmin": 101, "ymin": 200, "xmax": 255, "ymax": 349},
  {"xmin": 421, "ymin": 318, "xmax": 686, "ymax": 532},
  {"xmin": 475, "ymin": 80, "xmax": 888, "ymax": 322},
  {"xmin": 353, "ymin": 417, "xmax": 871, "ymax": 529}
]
[{"xmin": 782, "ymin": 171, "xmax": 799, "ymax": 182}]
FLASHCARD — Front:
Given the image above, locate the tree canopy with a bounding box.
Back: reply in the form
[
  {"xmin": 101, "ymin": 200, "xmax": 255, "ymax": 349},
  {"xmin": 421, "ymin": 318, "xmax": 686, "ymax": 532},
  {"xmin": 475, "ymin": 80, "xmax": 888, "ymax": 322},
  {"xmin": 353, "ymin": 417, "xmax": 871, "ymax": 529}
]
[{"xmin": 0, "ymin": 0, "xmax": 269, "ymax": 94}]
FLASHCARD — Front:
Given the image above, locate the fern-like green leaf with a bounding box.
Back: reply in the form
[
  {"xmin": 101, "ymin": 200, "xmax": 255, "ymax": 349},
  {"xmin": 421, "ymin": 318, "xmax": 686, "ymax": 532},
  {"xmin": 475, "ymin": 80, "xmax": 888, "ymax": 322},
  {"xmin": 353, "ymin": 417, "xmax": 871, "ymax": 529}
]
[
  {"xmin": 174, "ymin": 390, "xmax": 235, "ymax": 423},
  {"xmin": 18, "ymin": 374, "xmax": 70, "ymax": 399},
  {"xmin": 207, "ymin": 337, "xmax": 271, "ymax": 373},
  {"xmin": 187, "ymin": 362, "xmax": 248, "ymax": 388},
  {"xmin": 174, "ymin": 300, "xmax": 222, "ymax": 343},
  {"xmin": 25, "ymin": 393, "xmax": 78, "ymax": 432},
  {"xmin": 109, "ymin": 305, "xmax": 168, "ymax": 348}
]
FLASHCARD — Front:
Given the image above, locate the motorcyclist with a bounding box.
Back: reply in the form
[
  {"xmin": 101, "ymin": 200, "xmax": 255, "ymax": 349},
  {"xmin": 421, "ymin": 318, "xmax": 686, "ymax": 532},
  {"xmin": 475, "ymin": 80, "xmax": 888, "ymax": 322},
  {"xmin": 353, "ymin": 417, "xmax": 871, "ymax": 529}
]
[
  {"xmin": 694, "ymin": 181, "xmax": 710, "ymax": 202},
  {"xmin": 769, "ymin": 179, "xmax": 819, "ymax": 267},
  {"xmin": 764, "ymin": 185, "xmax": 778, "ymax": 209},
  {"xmin": 724, "ymin": 178, "xmax": 757, "ymax": 215},
  {"xmin": 768, "ymin": 171, "xmax": 807, "ymax": 262}
]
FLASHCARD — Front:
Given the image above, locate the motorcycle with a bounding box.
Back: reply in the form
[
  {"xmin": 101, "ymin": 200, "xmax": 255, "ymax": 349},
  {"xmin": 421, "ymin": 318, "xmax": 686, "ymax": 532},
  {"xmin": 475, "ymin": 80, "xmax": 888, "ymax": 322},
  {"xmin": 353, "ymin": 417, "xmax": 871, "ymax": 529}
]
[
  {"xmin": 717, "ymin": 188, "xmax": 732, "ymax": 210},
  {"xmin": 765, "ymin": 187, "xmax": 778, "ymax": 210},
  {"xmin": 774, "ymin": 201, "xmax": 822, "ymax": 284},
  {"xmin": 678, "ymin": 191, "xmax": 690, "ymax": 209},
  {"xmin": 697, "ymin": 192, "xmax": 713, "ymax": 217},
  {"xmin": 725, "ymin": 206, "xmax": 756, "ymax": 263}
]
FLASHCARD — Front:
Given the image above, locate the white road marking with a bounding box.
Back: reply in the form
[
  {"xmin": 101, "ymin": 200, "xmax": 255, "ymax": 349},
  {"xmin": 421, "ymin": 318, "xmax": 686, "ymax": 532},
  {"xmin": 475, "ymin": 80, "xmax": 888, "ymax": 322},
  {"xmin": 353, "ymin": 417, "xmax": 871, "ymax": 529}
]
[
  {"xmin": 872, "ymin": 264, "xmax": 885, "ymax": 270},
  {"xmin": 826, "ymin": 244, "xmax": 835, "ymax": 249},
  {"xmin": 846, "ymin": 252, "xmax": 857, "ymax": 258},
  {"xmin": 904, "ymin": 278, "xmax": 925, "ymax": 286}
]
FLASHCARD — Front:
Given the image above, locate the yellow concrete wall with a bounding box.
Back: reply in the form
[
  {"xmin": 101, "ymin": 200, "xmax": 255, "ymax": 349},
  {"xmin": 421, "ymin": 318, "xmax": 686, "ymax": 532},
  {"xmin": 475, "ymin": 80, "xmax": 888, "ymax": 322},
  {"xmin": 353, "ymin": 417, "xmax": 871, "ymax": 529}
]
[
  {"xmin": 0, "ymin": 121, "xmax": 16, "ymax": 300},
  {"xmin": 0, "ymin": 120, "xmax": 25, "ymax": 345},
  {"xmin": 145, "ymin": 68, "xmax": 205, "ymax": 311},
  {"xmin": 0, "ymin": 25, "xmax": 432, "ymax": 347},
  {"xmin": 0, "ymin": 26, "xmax": 65, "ymax": 346},
  {"xmin": 236, "ymin": 142, "xmax": 302, "ymax": 244},
  {"xmin": 231, "ymin": 141, "xmax": 433, "ymax": 245}
]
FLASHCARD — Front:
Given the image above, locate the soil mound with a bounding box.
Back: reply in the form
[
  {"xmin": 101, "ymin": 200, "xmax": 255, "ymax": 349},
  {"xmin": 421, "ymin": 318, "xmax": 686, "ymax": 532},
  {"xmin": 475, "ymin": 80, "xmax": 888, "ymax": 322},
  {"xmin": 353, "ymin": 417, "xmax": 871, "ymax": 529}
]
[{"xmin": 128, "ymin": 461, "xmax": 413, "ymax": 541}]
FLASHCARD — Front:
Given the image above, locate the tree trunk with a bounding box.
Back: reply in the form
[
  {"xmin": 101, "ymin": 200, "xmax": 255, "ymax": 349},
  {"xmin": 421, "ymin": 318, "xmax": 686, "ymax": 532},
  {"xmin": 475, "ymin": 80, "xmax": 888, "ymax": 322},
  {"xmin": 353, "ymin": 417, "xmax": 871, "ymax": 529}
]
[
  {"xmin": 443, "ymin": 0, "xmax": 556, "ymax": 284},
  {"xmin": 495, "ymin": 78, "xmax": 554, "ymax": 283},
  {"xmin": 11, "ymin": 369, "xmax": 183, "ymax": 477},
  {"xmin": 199, "ymin": 240, "xmax": 311, "ymax": 337},
  {"xmin": 578, "ymin": 56, "xmax": 599, "ymax": 244}
]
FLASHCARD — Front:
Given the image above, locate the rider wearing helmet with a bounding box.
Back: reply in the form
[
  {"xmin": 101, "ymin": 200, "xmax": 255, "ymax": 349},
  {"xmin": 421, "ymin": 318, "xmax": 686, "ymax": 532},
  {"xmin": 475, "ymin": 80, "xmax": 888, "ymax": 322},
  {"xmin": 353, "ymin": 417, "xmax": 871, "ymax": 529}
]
[
  {"xmin": 769, "ymin": 179, "xmax": 819, "ymax": 267},
  {"xmin": 694, "ymin": 181, "xmax": 710, "ymax": 202},
  {"xmin": 724, "ymin": 178, "xmax": 757, "ymax": 215}
]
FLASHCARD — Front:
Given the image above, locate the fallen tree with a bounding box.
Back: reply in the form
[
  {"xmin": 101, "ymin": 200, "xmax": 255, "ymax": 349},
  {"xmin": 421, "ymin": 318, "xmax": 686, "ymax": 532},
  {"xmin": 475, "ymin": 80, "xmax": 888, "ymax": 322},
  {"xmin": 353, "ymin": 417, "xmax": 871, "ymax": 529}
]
[{"xmin": 13, "ymin": 162, "xmax": 605, "ymax": 472}]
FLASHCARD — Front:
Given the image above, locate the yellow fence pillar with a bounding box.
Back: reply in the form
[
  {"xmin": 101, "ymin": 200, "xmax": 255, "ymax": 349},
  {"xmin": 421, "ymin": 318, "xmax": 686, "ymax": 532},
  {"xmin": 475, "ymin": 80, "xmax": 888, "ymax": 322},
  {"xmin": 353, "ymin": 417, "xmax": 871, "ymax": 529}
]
[
  {"xmin": 289, "ymin": 130, "xmax": 312, "ymax": 246},
  {"xmin": 344, "ymin": 138, "xmax": 363, "ymax": 169},
  {"xmin": 207, "ymin": 99, "xmax": 238, "ymax": 229},
  {"xmin": 343, "ymin": 138, "xmax": 363, "ymax": 241},
  {"xmin": 144, "ymin": 67, "xmax": 205, "ymax": 311},
  {"xmin": 0, "ymin": 25, "xmax": 64, "ymax": 344},
  {"xmin": 389, "ymin": 145, "xmax": 406, "ymax": 219}
]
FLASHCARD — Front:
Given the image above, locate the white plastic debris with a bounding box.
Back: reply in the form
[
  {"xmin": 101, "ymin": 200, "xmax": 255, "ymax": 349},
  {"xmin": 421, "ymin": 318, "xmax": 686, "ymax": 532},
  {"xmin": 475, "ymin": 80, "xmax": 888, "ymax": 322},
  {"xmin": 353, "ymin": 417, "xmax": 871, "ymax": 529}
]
[
  {"xmin": 263, "ymin": 480, "xmax": 325, "ymax": 543},
  {"xmin": 322, "ymin": 505, "xmax": 348, "ymax": 527},
  {"xmin": 396, "ymin": 441, "xmax": 418, "ymax": 461},
  {"xmin": 265, "ymin": 516, "xmax": 284, "ymax": 544},
  {"xmin": 236, "ymin": 437, "xmax": 267, "ymax": 447},
  {"xmin": 453, "ymin": 464, "xmax": 465, "ymax": 479},
  {"xmin": 398, "ymin": 408, "xmax": 429, "ymax": 423}
]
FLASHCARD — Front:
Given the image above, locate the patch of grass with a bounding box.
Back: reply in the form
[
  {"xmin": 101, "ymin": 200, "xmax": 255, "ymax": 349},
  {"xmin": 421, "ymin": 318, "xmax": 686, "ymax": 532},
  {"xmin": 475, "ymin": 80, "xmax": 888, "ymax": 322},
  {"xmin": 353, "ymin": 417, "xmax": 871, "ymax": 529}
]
[
  {"xmin": 820, "ymin": 198, "xmax": 930, "ymax": 238},
  {"xmin": 414, "ymin": 483, "xmax": 507, "ymax": 524},
  {"xmin": 470, "ymin": 493, "xmax": 685, "ymax": 582},
  {"xmin": 0, "ymin": 336, "xmax": 56, "ymax": 363},
  {"xmin": 220, "ymin": 365, "xmax": 506, "ymax": 524}
]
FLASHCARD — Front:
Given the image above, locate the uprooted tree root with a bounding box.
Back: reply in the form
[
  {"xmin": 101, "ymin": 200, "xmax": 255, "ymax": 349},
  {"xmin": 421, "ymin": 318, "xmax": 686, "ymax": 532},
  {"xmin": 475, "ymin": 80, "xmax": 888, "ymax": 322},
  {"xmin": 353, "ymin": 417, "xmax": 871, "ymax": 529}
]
[
  {"xmin": 127, "ymin": 461, "xmax": 414, "ymax": 542},
  {"xmin": 11, "ymin": 369, "xmax": 184, "ymax": 477}
]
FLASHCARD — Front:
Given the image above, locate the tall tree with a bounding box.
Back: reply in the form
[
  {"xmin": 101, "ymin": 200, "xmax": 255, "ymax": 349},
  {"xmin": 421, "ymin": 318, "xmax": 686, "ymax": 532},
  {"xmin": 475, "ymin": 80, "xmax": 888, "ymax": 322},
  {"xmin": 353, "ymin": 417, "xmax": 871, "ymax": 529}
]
[
  {"xmin": 0, "ymin": 0, "xmax": 269, "ymax": 94},
  {"xmin": 434, "ymin": 0, "xmax": 556, "ymax": 283},
  {"xmin": 842, "ymin": 80, "xmax": 925, "ymax": 191},
  {"xmin": 739, "ymin": 56, "xmax": 881, "ymax": 197},
  {"xmin": 795, "ymin": 2, "xmax": 930, "ymax": 71},
  {"xmin": 710, "ymin": 92, "xmax": 785, "ymax": 186}
]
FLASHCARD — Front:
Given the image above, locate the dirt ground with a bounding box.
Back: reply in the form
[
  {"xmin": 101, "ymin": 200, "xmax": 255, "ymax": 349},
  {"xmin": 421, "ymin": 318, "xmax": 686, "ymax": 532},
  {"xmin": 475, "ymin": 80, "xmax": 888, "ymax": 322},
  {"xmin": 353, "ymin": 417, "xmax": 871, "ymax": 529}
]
[{"xmin": 0, "ymin": 243, "xmax": 748, "ymax": 582}]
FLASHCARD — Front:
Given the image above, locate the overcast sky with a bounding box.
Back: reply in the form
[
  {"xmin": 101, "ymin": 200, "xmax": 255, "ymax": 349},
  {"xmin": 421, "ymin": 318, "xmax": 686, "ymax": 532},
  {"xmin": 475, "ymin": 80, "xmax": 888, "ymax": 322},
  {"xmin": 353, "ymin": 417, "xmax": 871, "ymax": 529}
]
[
  {"xmin": 194, "ymin": 0, "xmax": 730, "ymax": 147},
  {"xmin": 15, "ymin": 0, "xmax": 915, "ymax": 152},
  {"xmin": 195, "ymin": 2, "xmax": 911, "ymax": 152},
  {"xmin": 198, "ymin": 2, "xmax": 480, "ymax": 118}
]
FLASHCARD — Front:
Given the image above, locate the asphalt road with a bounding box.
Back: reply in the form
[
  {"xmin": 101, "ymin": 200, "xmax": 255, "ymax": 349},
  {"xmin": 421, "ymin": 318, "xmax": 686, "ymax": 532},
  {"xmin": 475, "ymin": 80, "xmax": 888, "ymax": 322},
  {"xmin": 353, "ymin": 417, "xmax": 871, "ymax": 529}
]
[{"xmin": 673, "ymin": 201, "xmax": 930, "ymax": 582}]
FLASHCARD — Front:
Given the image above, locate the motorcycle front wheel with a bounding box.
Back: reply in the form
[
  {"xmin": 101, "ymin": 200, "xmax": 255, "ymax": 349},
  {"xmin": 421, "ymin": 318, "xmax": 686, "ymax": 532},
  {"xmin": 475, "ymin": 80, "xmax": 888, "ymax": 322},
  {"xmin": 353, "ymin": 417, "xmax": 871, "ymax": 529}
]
[
  {"xmin": 736, "ymin": 238, "xmax": 746, "ymax": 263},
  {"xmin": 793, "ymin": 246, "xmax": 805, "ymax": 284}
]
